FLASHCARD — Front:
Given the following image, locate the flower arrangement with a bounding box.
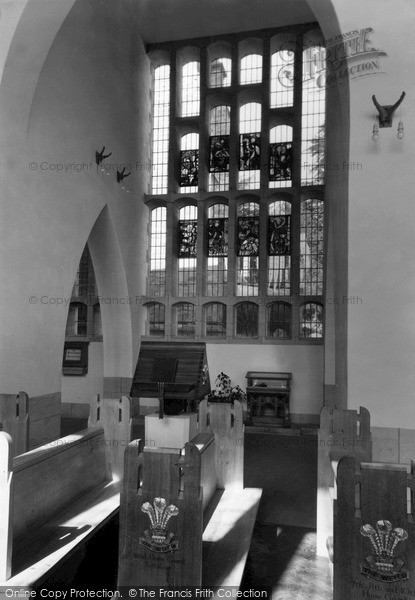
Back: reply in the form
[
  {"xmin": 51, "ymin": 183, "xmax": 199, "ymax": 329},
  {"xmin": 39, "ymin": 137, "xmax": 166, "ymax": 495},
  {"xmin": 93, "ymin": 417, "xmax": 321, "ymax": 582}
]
[{"xmin": 207, "ymin": 372, "xmax": 247, "ymax": 404}]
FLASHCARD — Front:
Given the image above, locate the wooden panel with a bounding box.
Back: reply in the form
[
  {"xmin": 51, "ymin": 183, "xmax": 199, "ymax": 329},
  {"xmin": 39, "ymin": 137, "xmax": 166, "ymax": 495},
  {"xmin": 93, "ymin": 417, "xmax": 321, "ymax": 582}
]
[
  {"xmin": 88, "ymin": 395, "xmax": 132, "ymax": 481},
  {"xmin": 198, "ymin": 399, "xmax": 244, "ymax": 489},
  {"xmin": 317, "ymin": 405, "xmax": 372, "ymax": 557},
  {"xmin": 118, "ymin": 442, "xmax": 203, "ymax": 587},
  {"xmin": 334, "ymin": 457, "xmax": 415, "ymax": 600},
  {"xmin": 5, "ymin": 481, "xmax": 120, "ymax": 587},
  {"xmin": 13, "ymin": 428, "xmax": 107, "ymax": 540},
  {"xmin": 0, "ymin": 392, "xmax": 29, "ymax": 457},
  {"xmin": 188, "ymin": 433, "xmax": 217, "ymax": 512},
  {"xmin": 0, "ymin": 432, "xmax": 13, "ymax": 581}
]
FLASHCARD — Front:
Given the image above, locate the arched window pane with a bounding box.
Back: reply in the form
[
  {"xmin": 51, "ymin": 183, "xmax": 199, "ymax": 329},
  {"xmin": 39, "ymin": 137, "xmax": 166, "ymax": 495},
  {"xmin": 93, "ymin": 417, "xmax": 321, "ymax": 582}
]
[
  {"xmin": 300, "ymin": 199, "xmax": 324, "ymax": 295},
  {"xmin": 149, "ymin": 207, "xmax": 167, "ymax": 297},
  {"xmin": 240, "ymin": 54, "xmax": 263, "ymax": 85},
  {"xmin": 236, "ymin": 203, "xmax": 259, "ymax": 296},
  {"xmin": 182, "ymin": 61, "xmax": 200, "ymax": 117},
  {"xmin": 210, "ymin": 58, "xmax": 232, "ymax": 87},
  {"xmin": 180, "ymin": 133, "xmax": 199, "ymax": 192},
  {"xmin": 209, "ymin": 106, "xmax": 230, "ymax": 192},
  {"xmin": 178, "ymin": 205, "xmax": 197, "ymax": 296},
  {"xmin": 147, "ymin": 303, "xmax": 165, "ymax": 337},
  {"xmin": 269, "ymin": 125, "xmax": 293, "ymax": 188},
  {"xmin": 301, "ymin": 39, "xmax": 326, "ymax": 185},
  {"xmin": 270, "ymin": 42, "xmax": 295, "ymax": 108},
  {"xmin": 152, "ymin": 65, "xmax": 170, "ymax": 194},
  {"xmin": 235, "ymin": 302, "xmax": 258, "ymax": 337},
  {"xmin": 239, "ymin": 103, "xmax": 261, "ymax": 190},
  {"xmin": 300, "ymin": 302, "xmax": 323, "ymax": 338},
  {"xmin": 268, "ymin": 201, "xmax": 291, "ymax": 295},
  {"xmin": 205, "ymin": 303, "xmax": 227, "ymax": 337},
  {"xmin": 207, "ymin": 204, "xmax": 228, "ymax": 296},
  {"xmin": 175, "ymin": 303, "xmax": 196, "ymax": 337},
  {"xmin": 267, "ymin": 302, "xmax": 292, "ymax": 338}
]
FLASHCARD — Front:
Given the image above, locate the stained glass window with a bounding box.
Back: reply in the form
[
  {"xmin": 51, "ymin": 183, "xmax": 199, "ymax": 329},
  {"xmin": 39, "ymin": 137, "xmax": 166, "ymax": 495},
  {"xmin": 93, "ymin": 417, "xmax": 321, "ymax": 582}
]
[
  {"xmin": 149, "ymin": 207, "xmax": 167, "ymax": 296},
  {"xmin": 268, "ymin": 201, "xmax": 291, "ymax": 296},
  {"xmin": 178, "ymin": 212, "xmax": 197, "ymax": 258},
  {"xmin": 180, "ymin": 133, "xmax": 199, "ymax": 192},
  {"xmin": 269, "ymin": 125, "xmax": 293, "ymax": 188},
  {"xmin": 237, "ymin": 202, "xmax": 259, "ymax": 296},
  {"xmin": 235, "ymin": 302, "xmax": 258, "ymax": 337},
  {"xmin": 239, "ymin": 103, "xmax": 261, "ymax": 189},
  {"xmin": 175, "ymin": 302, "xmax": 196, "ymax": 337},
  {"xmin": 240, "ymin": 54, "xmax": 263, "ymax": 85},
  {"xmin": 300, "ymin": 302, "xmax": 323, "ymax": 339},
  {"xmin": 151, "ymin": 64, "xmax": 170, "ymax": 194},
  {"xmin": 146, "ymin": 29, "xmax": 325, "ymax": 343},
  {"xmin": 205, "ymin": 303, "xmax": 227, "ymax": 337},
  {"xmin": 210, "ymin": 58, "xmax": 232, "ymax": 88},
  {"xmin": 209, "ymin": 105, "xmax": 230, "ymax": 191},
  {"xmin": 147, "ymin": 302, "xmax": 165, "ymax": 336},
  {"xmin": 270, "ymin": 37, "xmax": 295, "ymax": 108},
  {"xmin": 178, "ymin": 205, "xmax": 197, "ymax": 296},
  {"xmin": 181, "ymin": 61, "xmax": 200, "ymax": 117},
  {"xmin": 267, "ymin": 302, "xmax": 291, "ymax": 338},
  {"xmin": 301, "ymin": 32, "xmax": 326, "ymax": 186},
  {"xmin": 207, "ymin": 204, "xmax": 228, "ymax": 296},
  {"xmin": 209, "ymin": 136, "xmax": 230, "ymax": 173},
  {"xmin": 300, "ymin": 199, "xmax": 324, "ymax": 295}
]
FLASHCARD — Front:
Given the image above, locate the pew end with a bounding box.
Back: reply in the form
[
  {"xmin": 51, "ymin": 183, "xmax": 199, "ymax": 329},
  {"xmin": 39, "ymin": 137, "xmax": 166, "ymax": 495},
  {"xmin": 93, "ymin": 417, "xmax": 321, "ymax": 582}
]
[
  {"xmin": 118, "ymin": 400, "xmax": 262, "ymax": 589},
  {"xmin": 0, "ymin": 396, "xmax": 132, "ymax": 589}
]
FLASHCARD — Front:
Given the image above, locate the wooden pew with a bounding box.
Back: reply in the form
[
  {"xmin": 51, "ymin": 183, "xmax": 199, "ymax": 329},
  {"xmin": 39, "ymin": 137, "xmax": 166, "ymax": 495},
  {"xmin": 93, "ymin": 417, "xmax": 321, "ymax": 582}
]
[
  {"xmin": 118, "ymin": 399, "xmax": 262, "ymax": 588},
  {"xmin": 0, "ymin": 392, "xmax": 29, "ymax": 457},
  {"xmin": 0, "ymin": 394, "xmax": 131, "ymax": 588},
  {"xmin": 333, "ymin": 456, "xmax": 415, "ymax": 599},
  {"xmin": 317, "ymin": 406, "xmax": 372, "ymax": 558}
]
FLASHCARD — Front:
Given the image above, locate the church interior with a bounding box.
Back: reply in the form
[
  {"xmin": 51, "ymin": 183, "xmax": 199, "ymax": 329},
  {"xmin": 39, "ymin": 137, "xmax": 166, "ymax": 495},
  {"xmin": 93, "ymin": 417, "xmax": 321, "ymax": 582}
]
[{"xmin": 1, "ymin": 0, "xmax": 415, "ymax": 597}]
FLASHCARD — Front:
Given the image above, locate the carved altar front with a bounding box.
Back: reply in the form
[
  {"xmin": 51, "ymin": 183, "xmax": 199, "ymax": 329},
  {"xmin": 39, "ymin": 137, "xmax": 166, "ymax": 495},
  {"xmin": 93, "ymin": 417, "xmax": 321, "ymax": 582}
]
[{"xmin": 245, "ymin": 371, "xmax": 292, "ymax": 428}]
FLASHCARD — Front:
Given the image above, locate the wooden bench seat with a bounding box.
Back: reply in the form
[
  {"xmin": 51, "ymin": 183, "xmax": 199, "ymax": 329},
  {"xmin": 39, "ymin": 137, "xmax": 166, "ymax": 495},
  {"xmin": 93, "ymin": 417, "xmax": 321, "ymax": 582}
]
[
  {"xmin": 0, "ymin": 395, "xmax": 131, "ymax": 588},
  {"xmin": 118, "ymin": 399, "xmax": 262, "ymax": 589},
  {"xmin": 202, "ymin": 487, "xmax": 262, "ymax": 587}
]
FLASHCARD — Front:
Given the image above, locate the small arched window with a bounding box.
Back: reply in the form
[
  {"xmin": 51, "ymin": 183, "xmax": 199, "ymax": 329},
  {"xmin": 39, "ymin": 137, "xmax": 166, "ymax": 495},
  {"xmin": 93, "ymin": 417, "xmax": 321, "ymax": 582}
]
[
  {"xmin": 210, "ymin": 57, "xmax": 232, "ymax": 88},
  {"xmin": 146, "ymin": 302, "xmax": 166, "ymax": 337},
  {"xmin": 174, "ymin": 302, "xmax": 196, "ymax": 337},
  {"xmin": 267, "ymin": 302, "xmax": 291, "ymax": 338},
  {"xmin": 240, "ymin": 54, "xmax": 263, "ymax": 85},
  {"xmin": 235, "ymin": 302, "xmax": 259, "ymax": 338},
  {"xmin": 204, "ymin": 303, "xmax": 227, "ymax": 337},
  {"xmin": 299, "ymin": 302, "xmax": 324, "ymax": 339}
]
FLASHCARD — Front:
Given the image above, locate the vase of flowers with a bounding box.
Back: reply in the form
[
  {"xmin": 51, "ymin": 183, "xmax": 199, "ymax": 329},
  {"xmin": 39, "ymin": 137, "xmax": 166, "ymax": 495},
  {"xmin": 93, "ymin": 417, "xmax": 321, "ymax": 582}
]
[{"xmin": 207, "ymin": 372, "xmax": 246, "ymax": 404}]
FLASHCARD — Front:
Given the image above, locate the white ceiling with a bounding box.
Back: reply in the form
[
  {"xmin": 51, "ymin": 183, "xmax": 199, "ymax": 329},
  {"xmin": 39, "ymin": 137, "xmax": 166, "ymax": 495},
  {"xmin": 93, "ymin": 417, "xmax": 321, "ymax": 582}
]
[{"xmin": 136, "ymin": 0, "xmax": 316, "ymax": 44}]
